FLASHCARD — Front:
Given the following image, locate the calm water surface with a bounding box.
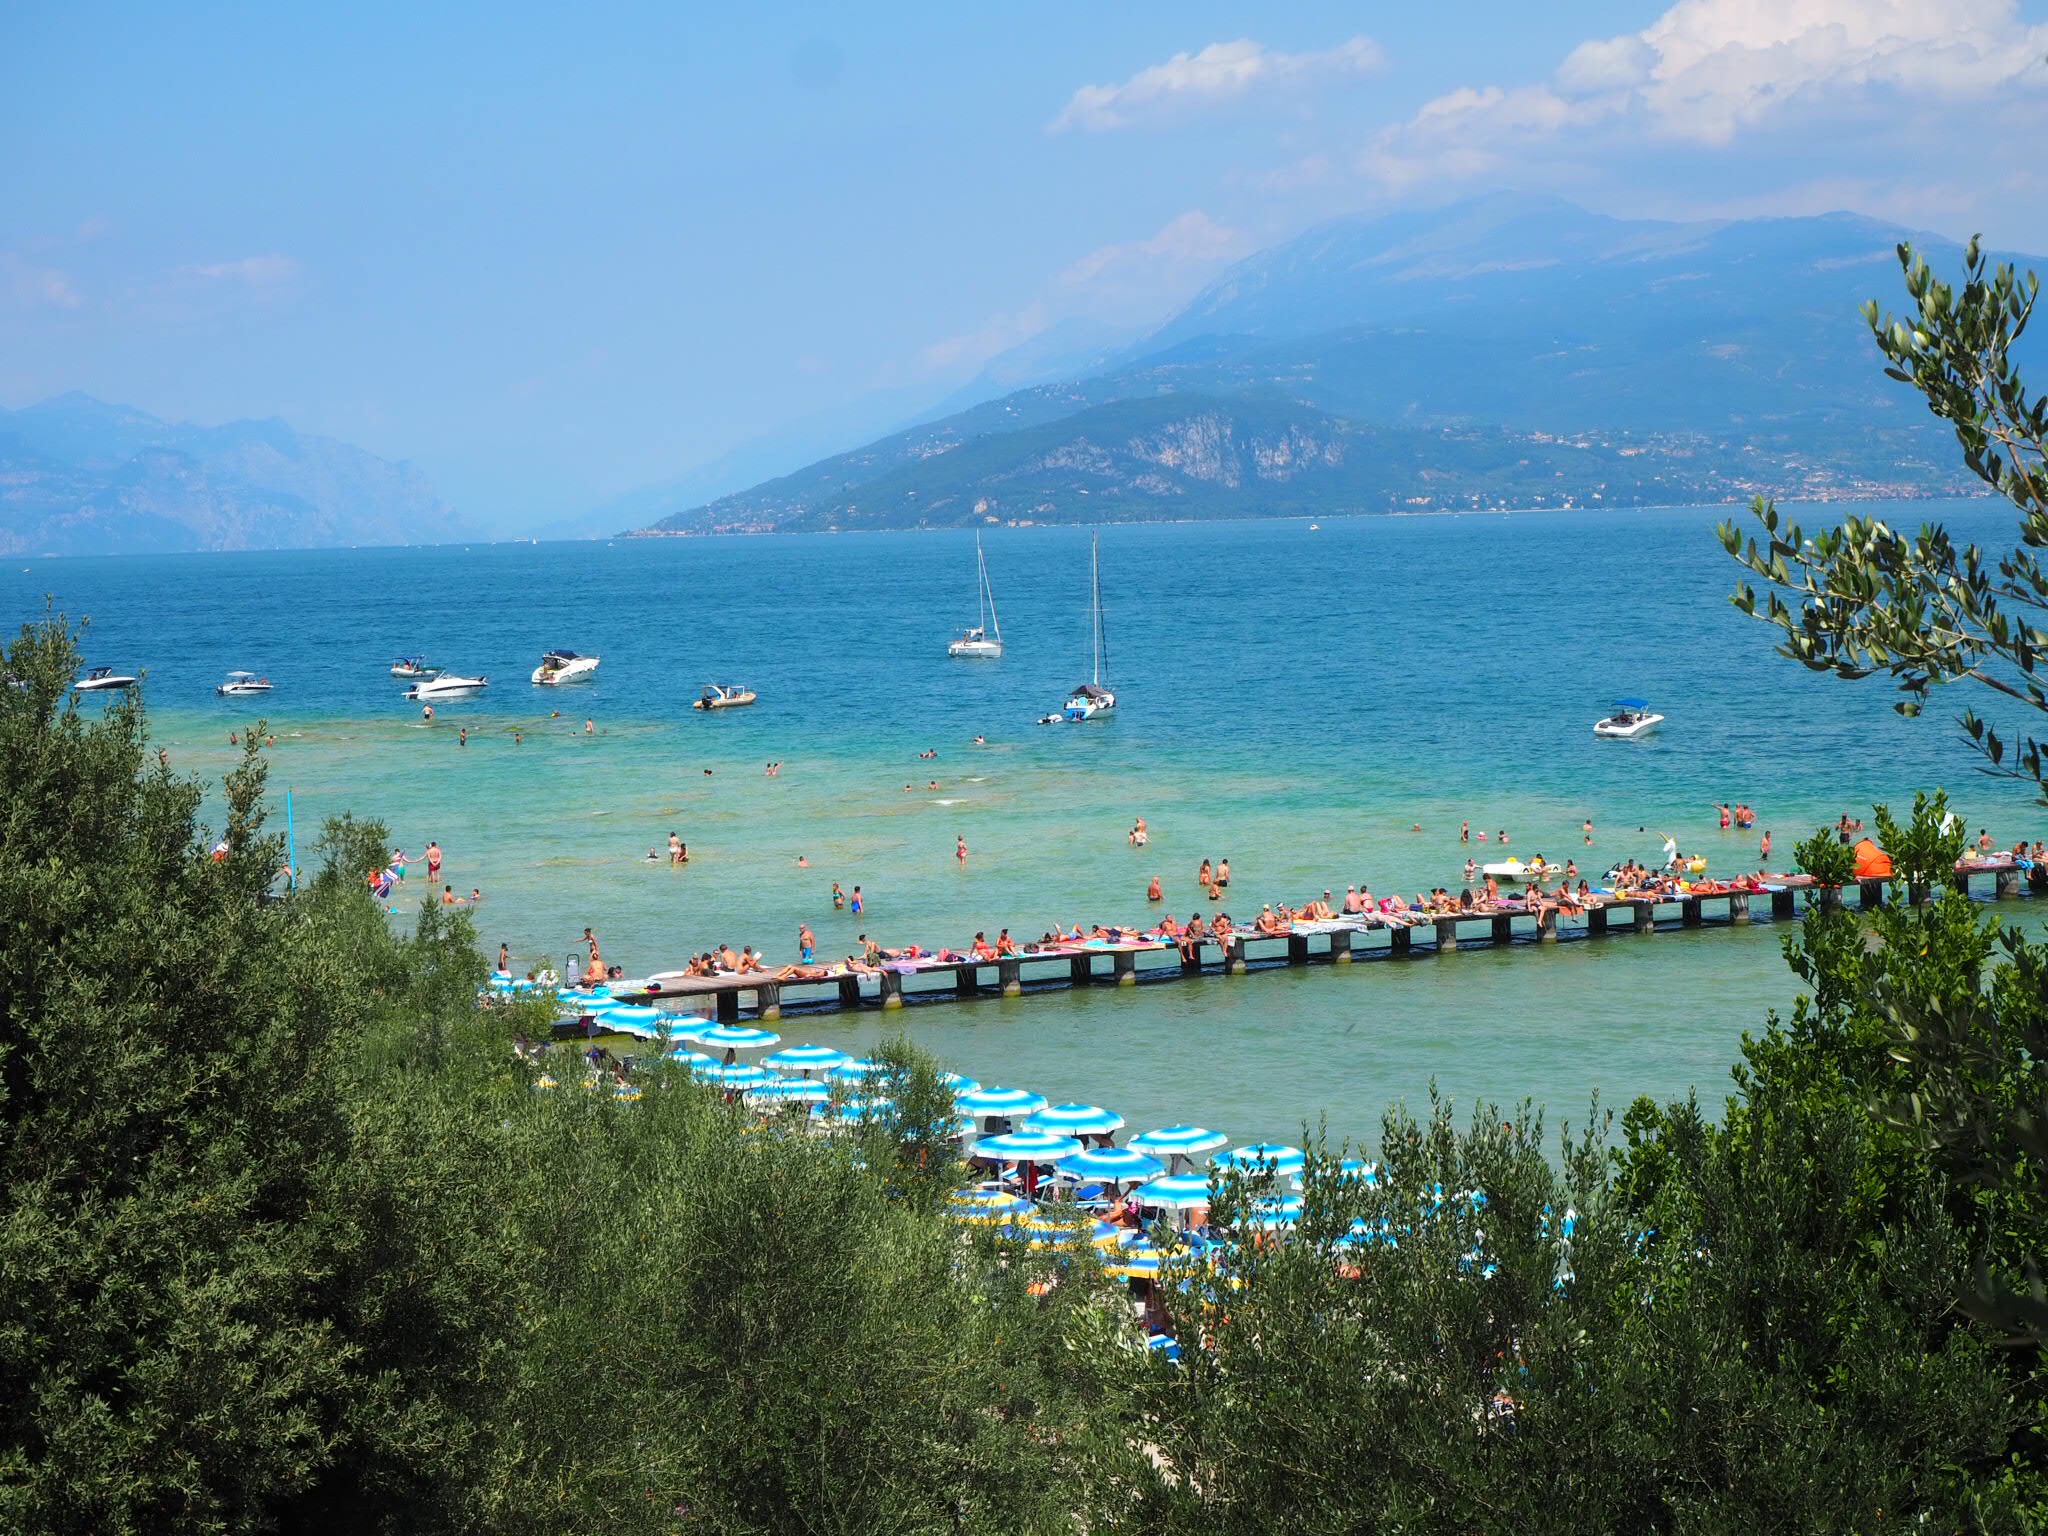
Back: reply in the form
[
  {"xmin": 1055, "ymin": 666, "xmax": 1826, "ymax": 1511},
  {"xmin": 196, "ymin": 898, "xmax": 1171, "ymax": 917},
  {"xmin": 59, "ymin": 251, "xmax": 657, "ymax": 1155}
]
[{"xmin": 9, "ymin": 501, "xmax": 2033, "ymax": 1146}]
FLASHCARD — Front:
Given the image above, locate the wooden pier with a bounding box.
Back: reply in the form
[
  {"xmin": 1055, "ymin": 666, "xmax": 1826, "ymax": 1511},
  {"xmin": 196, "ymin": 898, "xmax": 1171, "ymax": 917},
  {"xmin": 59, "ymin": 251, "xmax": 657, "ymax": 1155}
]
[{"xmin": 594, "ymin": 861, "xmax": 2043, "ymax": 1029}]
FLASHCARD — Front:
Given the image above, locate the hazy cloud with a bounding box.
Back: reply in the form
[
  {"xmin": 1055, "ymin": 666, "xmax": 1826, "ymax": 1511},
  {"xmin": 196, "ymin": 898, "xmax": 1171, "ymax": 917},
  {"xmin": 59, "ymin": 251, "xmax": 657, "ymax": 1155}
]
[
  {"xmin": 1051, "ymin": 36, "xmax": 1384, "ymax": 133},
  {"xmin": 186, "ymin": 253, "xmax": 301, "ymax": 286},
  {"xmin": 0, "ymin": 253, "xmax": 83, "ymax": 310},
  {"xmin": 919, "ymin": 210, "xmax": 1251, "ymax": 374},
  {"xmin": 1365, "ymin": 0, "xmax": 2048, "ymax": 189}
]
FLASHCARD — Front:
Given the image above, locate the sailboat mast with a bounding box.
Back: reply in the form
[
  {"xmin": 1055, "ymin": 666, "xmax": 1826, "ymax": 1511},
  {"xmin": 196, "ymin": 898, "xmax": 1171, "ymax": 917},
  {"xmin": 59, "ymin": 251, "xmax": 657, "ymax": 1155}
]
[
  {"xmin": 1090, "ymin": 533, "xmax": 1103, "ymax": 686},
  {"xmin": 974, "ymin": 532, "xmax": 987, "ymax": 631},
  {"xmin": 981, "ymin": 537, "xmax": 1002, "ymax": 642}
]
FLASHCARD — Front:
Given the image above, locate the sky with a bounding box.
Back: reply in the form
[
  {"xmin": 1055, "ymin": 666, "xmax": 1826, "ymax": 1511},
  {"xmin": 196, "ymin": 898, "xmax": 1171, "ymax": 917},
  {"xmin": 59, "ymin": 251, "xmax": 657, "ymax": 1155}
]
[{"xmin": 4, "ymin": 0, "xmax": 2047, "ymax": 529}]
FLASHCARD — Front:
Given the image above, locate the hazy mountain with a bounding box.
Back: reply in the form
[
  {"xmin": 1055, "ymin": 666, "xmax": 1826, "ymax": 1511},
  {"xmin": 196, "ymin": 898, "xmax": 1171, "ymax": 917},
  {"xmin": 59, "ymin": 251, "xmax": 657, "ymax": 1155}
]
[
  {"xmin": 0, "ymin": 393, "xmax": 469, "ymax": 556},
  {"xmin": 635, "ymin": 195, "xmax": 1998, "ymax": 536}
]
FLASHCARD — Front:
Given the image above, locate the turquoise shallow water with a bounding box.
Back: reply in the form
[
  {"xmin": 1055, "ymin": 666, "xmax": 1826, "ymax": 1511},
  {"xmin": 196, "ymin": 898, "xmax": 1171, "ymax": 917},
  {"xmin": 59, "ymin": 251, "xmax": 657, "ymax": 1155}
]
[{"xmin": 9, "ymin": 500, "xmax": 2038, "ymax": 1145}]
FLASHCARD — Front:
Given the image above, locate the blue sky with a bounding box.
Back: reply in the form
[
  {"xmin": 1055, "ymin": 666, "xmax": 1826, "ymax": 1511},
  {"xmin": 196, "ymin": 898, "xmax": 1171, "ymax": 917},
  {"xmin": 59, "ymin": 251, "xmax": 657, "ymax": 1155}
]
[{"xmin": 4, "ymin": 0, "xmax": 2046, "ymax": 527}]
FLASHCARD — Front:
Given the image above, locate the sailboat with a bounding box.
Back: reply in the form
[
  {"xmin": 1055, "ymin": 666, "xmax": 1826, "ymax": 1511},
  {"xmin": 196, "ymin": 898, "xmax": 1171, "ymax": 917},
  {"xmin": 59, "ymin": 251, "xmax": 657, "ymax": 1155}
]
[
  {"xmin": 947, "ymin": 533, "xmax": 1004, "ymax": 658},
  {"xmin": 1057, "ymin": 533, "xmax": 1115, "ymax": 721}
]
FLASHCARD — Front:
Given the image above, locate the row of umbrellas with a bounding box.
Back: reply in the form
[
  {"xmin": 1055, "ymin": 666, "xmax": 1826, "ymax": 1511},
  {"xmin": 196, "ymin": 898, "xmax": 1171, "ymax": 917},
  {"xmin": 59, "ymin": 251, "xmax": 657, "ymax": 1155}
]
[{"xmin": 532, "ymin": 987, "xmax": 1391, "ymax": 1216}]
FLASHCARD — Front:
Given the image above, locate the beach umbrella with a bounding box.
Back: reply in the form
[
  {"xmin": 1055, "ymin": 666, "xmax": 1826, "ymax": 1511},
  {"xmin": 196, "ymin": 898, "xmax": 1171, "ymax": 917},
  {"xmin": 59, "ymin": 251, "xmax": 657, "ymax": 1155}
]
[
  {"xmin": 1243, "ymin": 1196, "xmax": 1304, "ymax": 1231},
  {"xmin": 936, "ymin": 1071, "xmax": 981, "ymax": 1095},
  {"xmin": 1128, "ymin": 1125, "xmax": 1229, "ymax": 1159},
  {"xmin": 1289, "ymin": 1158, "xmax": 1381, "ymax": 1193},
  {"xmin": 602, "ymin": 1004, "xmax": 666, "ymax": 1034},
  {"xmin": 949, "ymin": 1187, "xmax": 1032, "ymax": 1222},
  {"xmin": 829, "ymin": 1058, "xmax": 890, "ymax": 1082},
  {"xmin": 693, "ymin": 1062, "xmax": 774, "ymax": 1089},
  {"xmin": 684, "ymin": 1023, "xmax": 781, "ymax": 1052},
  {"xmin": 973, "ymin": 1130, "xmax": 1085, "ymax": 1162},
  {"xmin": 665, "ymin": 1048, "xmax": 716, "ymax": 1070},
  {"xmin": 761, "ymin": 1044, "xmax": 853, "ymax": 1075},
  {"xmin": 1211, "ymin": 1143, "xmax": 1307, "ymax": 1179},
  {"xmin": 1056, "ymin": 1147, "xmax": 1165, "ymax": 1183},
  {"xmin": 1106, "ymin": 1236, "xmax": 1165, "ymax": 1279},
  {"xmin": 746, "ymin": 1079, "xmax": 830, "ymax": 1106},
  {"xmin": 956, "ymin": 1086, "xmax": 1048, "ymax": 1118},
  {"xmin": 812, "ymin": 1096, "xmax": 896, "ymax": 1126},
  {"xmin": 1133, "ymin": 1173, "xmax": 1215, "ymax": 1211},
  {"xmin": 1023, "ymin": 1102, "xmax": 1126, "ymax": 1137}
]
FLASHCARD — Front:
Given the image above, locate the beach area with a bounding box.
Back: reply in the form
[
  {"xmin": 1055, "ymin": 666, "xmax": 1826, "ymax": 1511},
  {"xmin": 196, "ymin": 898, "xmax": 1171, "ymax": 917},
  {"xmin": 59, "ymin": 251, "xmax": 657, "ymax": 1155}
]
[{"xmin": 12, "ymin": 499, "xmax": 2036, "ymax": 1142}]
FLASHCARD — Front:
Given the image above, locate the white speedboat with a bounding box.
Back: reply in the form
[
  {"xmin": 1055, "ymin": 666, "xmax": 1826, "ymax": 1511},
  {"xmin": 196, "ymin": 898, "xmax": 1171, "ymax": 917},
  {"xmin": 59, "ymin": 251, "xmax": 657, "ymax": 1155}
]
[
  {"xmin": 531, "ymin": 649, "xmax": 599, "ymax": 685},
  {"xmin": 1595, "ymin": 698, "xmax": 1663, "ymax": 738},
  {"xmin": 74, "ymin": 666, "xmax": 138, "ymax": 692},
  {"xmin": 405, "ymin": 674, "xmax": 488, "ymax": 699},
  {"xmin": 693, "ymin": 683, "xmax": 757, "ymax": 711},
  {"xmin": 947, "ymin": 534, "xmax": 1004, "ymax": 658},
  {"xmin": 1058, "ymin": 534, "xmax": 1115, "ymax": 721},
  {"xmin": 391, "ymin": 656, "xmax": 440, "ymax": 679},
  {"xmin": 216, "ymin": 671, "xmax": 273, "ymax": 696}
]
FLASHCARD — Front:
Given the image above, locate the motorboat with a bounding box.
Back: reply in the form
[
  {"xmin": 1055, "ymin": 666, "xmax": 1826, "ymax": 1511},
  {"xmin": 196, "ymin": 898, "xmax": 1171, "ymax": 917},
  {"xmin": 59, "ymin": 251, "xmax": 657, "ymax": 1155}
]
[
  {"xmin": 390, "ymin": 656, "xmax": 440, "ymax": 679},
  {"xmin": 216, "ymin": 671, "xmax": 273, "ymax": 696},
  {"xmin": 73, "ymin": 666, "xmax": 138, "ymax": 692},
  {"xmin": 531, "ymin": 649, "xmax": 600, "ymax": 686},
  {"xmin": 404, "ymin": 674, "xmax": 488, "ymax": 699},
  {"xmin": 1595, "ymin": 698, "xmax": 1663, "ymax": 738},
  {"xmin": 693, "ymin": 683, "xmax": 757, "ymax": 711},
  {"xmin": 1058, "ymin": 533, "xmax": 1115, "ymax": 721},
  {"xmin": 947, "ymin": 533, "xmax": 1004, "ymax": 658}
]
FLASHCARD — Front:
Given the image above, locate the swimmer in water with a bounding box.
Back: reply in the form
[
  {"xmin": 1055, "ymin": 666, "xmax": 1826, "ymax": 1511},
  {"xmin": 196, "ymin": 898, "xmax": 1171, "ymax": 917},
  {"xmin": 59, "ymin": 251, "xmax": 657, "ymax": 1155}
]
[
  {"xmin": 831, "ymin": 881, "xmax": 846, "ymax": 909},
  {"xmin": 972, "ymin": 735, "xmax": 985, "ymax": 744},
  {"xmin": 1146, "ymin": 876, "xmax": 1162, "ymax": 902},
  {"xmin": 458, "ymin": 727, "xmax": 467, "ymax": 748},
  {"xmin": 796, "ymin": 853, "xmax": 809, "ymax": 867},
  {"xmin": 956, "ymin": 836, "xmax": 968, "ymax": 862},
  {"xmin": 584, "ymin": 719, "xmax": 594, "ymax": 734},
  {"xmin": 422, "ymin": 706, "xmax": 433, "ymax": 722}
]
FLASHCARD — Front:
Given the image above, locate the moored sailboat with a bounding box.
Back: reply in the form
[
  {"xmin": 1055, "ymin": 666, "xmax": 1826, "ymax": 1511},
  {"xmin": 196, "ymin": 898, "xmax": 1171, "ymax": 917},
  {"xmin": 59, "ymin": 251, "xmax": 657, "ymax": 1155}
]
[{"xmin": 947, "ymin": 534, "xmax": 1004, "ymax": 658}]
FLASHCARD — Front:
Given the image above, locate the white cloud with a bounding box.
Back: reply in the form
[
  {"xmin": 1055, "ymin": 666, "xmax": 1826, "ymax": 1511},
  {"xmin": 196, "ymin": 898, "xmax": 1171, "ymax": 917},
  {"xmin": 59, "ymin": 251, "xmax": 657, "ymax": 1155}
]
[
  {"xmin": 919, "ymin": 211, "xmax": 1252, "ymax": 375},
  {"xmin": 1365, "ymin": 0, "xmax": 2048, "ymax": 187},
  {"xmin": 0, "ymin": 253, "xmax": 83, "ymax": 310},
  {"xmin": 1051, "ymin": 36, "xmax": 1384, "ymax": 133},
  {"xmin": 186, "ymin": 253, "xmax": 301, "ymax": 285}
]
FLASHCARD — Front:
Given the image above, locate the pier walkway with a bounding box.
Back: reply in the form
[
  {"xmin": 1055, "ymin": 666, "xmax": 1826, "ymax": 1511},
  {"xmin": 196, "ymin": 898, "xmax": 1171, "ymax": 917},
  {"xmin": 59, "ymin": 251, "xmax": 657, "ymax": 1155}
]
[{"xmin": 591, "ymin": 861, "xmax": 2040, "ymax": 1029}]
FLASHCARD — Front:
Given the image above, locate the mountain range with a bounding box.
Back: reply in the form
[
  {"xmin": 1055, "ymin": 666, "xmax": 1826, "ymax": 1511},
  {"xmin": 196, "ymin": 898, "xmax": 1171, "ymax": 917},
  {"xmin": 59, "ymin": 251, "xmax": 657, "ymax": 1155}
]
[
  {"xmin": 0, "ymin": 393, "xmax": 467, "ymax": 557},
  {"xmin": 630, "ymin": 193, "xmax": 2007, "ymax": 535}
]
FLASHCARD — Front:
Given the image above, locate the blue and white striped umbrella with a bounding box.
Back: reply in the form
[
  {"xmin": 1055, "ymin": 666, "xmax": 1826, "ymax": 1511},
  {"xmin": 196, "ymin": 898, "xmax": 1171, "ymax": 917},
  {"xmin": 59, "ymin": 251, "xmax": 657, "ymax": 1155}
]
[
  {"xmin": 1211, "ymin": 1143, "xmax": 1306, "ymax": 1178},
  {"xmin": 972, "ymin": 1129, "xmax": 1083, "ymax": 1163},
  {"xmin": 1106, "ymin": 1236, "xmax": 1165, "ymax": 1278},
  {"xmin": 956, "ymin": 1086, "xmax": 1048, "ymax": 1117},
  {"xmin": 693, "ymin": 1062, "xmax": 775, "ymax": 1088},
  {"xmin": 1128, "ymin": 1125, "xmax": 1229, "ymax": 1158},
  {"xmin": 936, "ymin": 1071, "xmax": 981, "ymax": 1095},
  {"xmin": 684, "ymin": 1023, "xmax": 781, "ymax": 1051},
  {"xmin": 666, "ymin": 1048, "xmax": 716, "ymax": 1070},
  {"xmin": 812, "ymin": 1096, "xmax": 896, "ymax": 1125},
  {"xmin": 1056, "ymin": 1146, "xmax": 1165, "ymax": 1182},
  {"xmin": 746, "ymin": 1079, "xmax": 830, "ymax": 1105},
  {"xmin": 761, "ymin": 1044, "xmax": 853, "ymax": 1074},
  {"xmin": 1289, "ymin": 1158, "xmax": 1381, "ymax": 1192},
  {"xmin": 1023, "ymin": 1102, "xmax": 1126, "ymax": 1137},
  {"xmin": 602, "ymin": 1004, "xmax": 667, "ymax": 1034},
  {"xmin": 1133, "ymin": 1173, "xmax": 1215, "ymax": 1210},
  {"xmin": 829, "ymin": 1058, "xmax": 890, "ymax": 1082},
  {"xmin": 1244, "ymin": 1196, "xmax": 1304, "ymax": 1231}
]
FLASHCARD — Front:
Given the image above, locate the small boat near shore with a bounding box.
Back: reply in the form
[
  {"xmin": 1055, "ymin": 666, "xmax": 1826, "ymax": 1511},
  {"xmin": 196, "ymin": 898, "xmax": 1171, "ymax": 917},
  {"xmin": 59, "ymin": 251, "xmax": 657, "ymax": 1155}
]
[
  {"xmin": 74, "ymin": 666, "xmax": 138, "ymax": 692},
  {"xmin": 405, "ymin": 674, "xmax": 488, "ymax": 699},
  {"xmin": 216, "ymin": 671, "xmax": 273, "ymax": 696},
  {"xmin": 391, "ymin": 656, "xmax": 440, "ymax": 679},
  {"xmin": 1595, "ymin": 698, "xmax": 1663, "ymax": 738},
  {"xmin": 693, "ymin": 683, "xmax": 757, "ymax": 711},
  {"xmin": 531, "ymin": 649, "xmax": 600, "ymax": 686}
]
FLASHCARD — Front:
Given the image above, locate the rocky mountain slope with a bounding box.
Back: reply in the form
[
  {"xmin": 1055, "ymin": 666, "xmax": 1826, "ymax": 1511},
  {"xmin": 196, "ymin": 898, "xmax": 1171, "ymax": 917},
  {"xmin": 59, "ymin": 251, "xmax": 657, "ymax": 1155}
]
[{"xmin": 637, "ymin": 195, "xmax": 2005, "ymax": 535}]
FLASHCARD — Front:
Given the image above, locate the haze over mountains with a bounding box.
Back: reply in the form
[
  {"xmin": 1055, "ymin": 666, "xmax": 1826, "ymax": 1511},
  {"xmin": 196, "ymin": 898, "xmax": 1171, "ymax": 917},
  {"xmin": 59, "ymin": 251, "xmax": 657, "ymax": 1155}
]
[
  {"xmin": 0, "ymin": 393, "xmax": 466, "ymax": 557},
  {"xmin": 4, "ymin": 194, "xmax": 2021, "ymax": 556},
  {"xmin": 632, "ymin": 194, "xmax": 2000, "ymax": 536}
]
